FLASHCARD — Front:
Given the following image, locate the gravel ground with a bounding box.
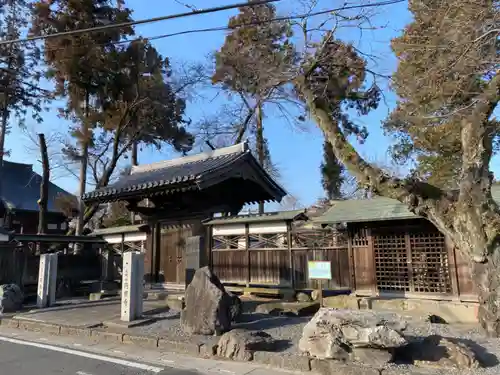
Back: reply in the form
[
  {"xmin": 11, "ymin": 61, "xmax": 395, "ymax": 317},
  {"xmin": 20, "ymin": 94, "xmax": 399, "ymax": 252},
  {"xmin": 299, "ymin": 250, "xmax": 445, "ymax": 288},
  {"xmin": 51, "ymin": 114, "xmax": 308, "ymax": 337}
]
[
  {"xmin": 126, "ymin": 305, "xmax": 500, "ymax": 375},
  {"xmin": 127, "ymin": 307, "xmax": 309, "ymax": 351}
]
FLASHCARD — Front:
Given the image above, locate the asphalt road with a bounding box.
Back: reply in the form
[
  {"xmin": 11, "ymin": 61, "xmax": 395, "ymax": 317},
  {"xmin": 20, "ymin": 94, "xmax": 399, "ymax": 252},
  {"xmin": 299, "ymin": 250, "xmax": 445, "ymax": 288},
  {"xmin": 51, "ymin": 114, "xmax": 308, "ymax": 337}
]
[{"xmin": 0, "ymin": 339, "xmax": 200, "ymax": 375}]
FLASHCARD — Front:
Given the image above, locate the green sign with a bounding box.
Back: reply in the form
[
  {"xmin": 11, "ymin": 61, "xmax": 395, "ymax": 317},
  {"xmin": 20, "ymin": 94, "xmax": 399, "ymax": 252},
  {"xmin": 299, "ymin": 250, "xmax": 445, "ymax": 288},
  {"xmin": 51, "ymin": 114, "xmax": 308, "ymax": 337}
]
[{"xmin": 307, "ymin": 261, "xmax": 332, "ymax": 280}]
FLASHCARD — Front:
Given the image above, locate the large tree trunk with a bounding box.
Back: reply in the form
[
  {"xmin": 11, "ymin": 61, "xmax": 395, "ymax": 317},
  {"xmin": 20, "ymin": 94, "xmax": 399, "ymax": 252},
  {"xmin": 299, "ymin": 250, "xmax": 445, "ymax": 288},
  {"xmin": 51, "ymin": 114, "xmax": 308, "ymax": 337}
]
[
  {"xmin": 298, "ymin": 77, "xmax": 500, "ymax": 336},
  {"xmin": 75, "ymin": 141, "xmax": 89, "ymax": 235}
]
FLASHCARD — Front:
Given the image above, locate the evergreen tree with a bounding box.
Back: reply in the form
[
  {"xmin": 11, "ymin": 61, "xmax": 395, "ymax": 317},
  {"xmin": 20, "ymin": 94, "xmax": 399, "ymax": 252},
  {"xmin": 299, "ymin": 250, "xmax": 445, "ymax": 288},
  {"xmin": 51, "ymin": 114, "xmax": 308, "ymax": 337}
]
[
  {"xmin": 212, "ymin": 0, "xmax": 295, "ymax": 213},
  {"xmin": 0, "ymin": 0, "xmax": 46, "ymax": 198},
  {"xmin": 32, "ymin": 0, "xmax": 134, "ymax": 237}
]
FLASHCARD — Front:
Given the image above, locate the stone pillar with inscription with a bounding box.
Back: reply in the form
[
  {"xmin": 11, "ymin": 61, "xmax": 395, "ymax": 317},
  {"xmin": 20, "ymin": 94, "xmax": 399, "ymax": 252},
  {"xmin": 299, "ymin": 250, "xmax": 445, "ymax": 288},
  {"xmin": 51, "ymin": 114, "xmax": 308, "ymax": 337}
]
[
  {"xmin": 101, "ymin": 249, "xmax": 114, "ymax": 282},
  {"xmin": 37, "ymin": 253, "xmax": 58, "ymax": 308},
  {"xmin": 121, "ymin": 251, "xmax": 145, "ymax": 322}
]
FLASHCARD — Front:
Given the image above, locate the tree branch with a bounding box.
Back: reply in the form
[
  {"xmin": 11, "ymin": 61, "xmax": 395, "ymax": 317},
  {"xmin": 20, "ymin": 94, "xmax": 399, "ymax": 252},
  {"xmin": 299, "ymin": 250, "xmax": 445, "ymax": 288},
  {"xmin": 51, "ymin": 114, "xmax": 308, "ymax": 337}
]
[{"xmin": 297, "ymin": 78, "xmax": 446, "ymax": 213}]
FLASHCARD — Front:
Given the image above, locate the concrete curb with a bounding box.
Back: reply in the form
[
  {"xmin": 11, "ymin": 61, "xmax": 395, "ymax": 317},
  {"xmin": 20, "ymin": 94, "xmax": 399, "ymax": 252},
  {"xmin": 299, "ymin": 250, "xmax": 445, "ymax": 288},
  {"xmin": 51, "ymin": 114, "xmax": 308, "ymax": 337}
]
[{"xmin": 0, "ymin": 317, "xmax": 404, "ymax": 374}]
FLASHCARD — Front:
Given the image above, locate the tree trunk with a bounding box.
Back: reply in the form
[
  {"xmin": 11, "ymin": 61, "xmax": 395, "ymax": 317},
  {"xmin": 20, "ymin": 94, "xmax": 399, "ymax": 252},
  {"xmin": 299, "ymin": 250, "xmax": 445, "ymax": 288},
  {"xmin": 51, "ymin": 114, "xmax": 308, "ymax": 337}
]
[
  {"xmin": 37, "ymin": 133, "xmax": 49, "ymax": 235},
  {"xmin": 131, "ymin": 141, "xmax": 138, "ymax": 166},
  {"xmin": 297, "ymin": 79, "xmax": 500, "ymax": 336},
  {"xmin": 256, "ymin": 102, "xmax": 265, "ymax": 214},
  {"xmin": 0, "ymin": 109, "xmax": 8, "ymax": 208},
  {"xmin": 75, "ymin": 94, "xmax": 91, "ymax": 253},
  {"xmin": 75, "ymin": 141, "xmax": 89, "ymax": 233},
  {"xmin": 130, "ymin": 142, "xmax": 138, "ymax": 224}
]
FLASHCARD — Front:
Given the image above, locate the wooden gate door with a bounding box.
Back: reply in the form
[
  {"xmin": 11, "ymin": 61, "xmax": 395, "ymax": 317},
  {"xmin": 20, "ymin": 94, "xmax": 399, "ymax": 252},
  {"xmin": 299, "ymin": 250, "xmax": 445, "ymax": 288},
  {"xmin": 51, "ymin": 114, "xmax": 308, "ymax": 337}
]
[
  {"xmin": 161, "ymin": 227, "xmax": 178, "ymax": 283},
  {"xmin": 175, "ymin": 227, "xmax": 193, "ymax": 284}
]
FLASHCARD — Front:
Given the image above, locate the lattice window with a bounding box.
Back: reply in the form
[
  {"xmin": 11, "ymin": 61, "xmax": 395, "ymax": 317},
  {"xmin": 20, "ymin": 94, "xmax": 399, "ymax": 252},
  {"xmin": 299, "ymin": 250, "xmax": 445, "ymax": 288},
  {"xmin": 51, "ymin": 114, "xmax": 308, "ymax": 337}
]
[
  {"xmin": 248, "ymin": 233, "xmax": 286, "ymax": 249},
  {"xmin": 291, "ymin": 228, "xmax": 347, "ymax": 249},
  {"xmin": 351, "ymin": 227, "xmax": 368, "ymax": 247},
  {"xmin": 374, "ymin": 235, "xmax": 410, "ymax": 292},
  {"xmin": 212, "ymin": 235, "xmax": 246, "ymax": 250},
  {"xmin": 112, "ymin": 240, "xmax": 145, "ymax": 253},
  {"xmin": 410, "ymin": 233, "xmax": 451, "ymax": 293}
]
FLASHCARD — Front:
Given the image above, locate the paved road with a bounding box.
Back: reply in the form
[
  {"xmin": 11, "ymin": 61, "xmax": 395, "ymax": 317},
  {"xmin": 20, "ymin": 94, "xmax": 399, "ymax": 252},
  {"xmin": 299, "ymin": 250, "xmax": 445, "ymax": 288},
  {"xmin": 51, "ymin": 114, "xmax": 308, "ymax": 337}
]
[{"xmin": 0, "ymin": 339, "xmax": 200, "ymax": 375}]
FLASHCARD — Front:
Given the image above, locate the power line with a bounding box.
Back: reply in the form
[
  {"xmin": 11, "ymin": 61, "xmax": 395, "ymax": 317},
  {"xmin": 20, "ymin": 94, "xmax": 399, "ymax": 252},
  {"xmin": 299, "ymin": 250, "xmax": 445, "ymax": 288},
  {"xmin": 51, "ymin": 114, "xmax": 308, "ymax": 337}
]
[
  {"xmin": 145, "ymin": 0, "xmax": 406, "ymax": 44},
  {"xmin": 0, "ymin": 0, "xmax": 405, "ymax": 91},
  {"xmin": 0, "ymin": 0, "xmax": 280, "ymax": 46},
  {"xmin": 3, "ymin": 0, "xmax": 405, "ymax": 54}
]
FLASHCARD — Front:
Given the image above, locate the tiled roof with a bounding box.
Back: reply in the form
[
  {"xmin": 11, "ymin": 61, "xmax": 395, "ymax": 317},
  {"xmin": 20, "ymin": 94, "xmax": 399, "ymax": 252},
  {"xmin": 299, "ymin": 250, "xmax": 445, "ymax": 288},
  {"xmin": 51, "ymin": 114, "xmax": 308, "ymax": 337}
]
[
  {"xmin": 0, "ymin": 160, "xmax": 73, "ymax": 214},
  {"xmin": 82, "ymin": 142, "xmax": 287, "ymax": 203},
  {"xmin": 204, "ymin": 209, "xmax": 308, "ymax": 225},
  {"xmin": 315, "ymin": 185, "xmax": 500, "ymax": 224}
]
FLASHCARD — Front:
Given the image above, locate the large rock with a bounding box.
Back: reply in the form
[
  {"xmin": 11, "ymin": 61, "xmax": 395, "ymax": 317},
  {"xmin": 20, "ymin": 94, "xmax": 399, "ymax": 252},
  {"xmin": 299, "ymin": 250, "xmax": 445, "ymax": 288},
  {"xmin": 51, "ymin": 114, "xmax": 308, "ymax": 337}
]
[
  {"xmin": 299, "ymin": 308, "xmax": 407, "ymax": 360},
  {"xmin": 228, "ymin": 293, "xmax": 242, "ymax": 322},
  {"xmin": 296, "ymin": 292, "xmax": 312, "ymax": 302},
  {"xmin": 216, "ymin": 329, "xmax": 276, "ymax": 361},
  {"xmin": 180, "ymin": 267, "xmax": 232, "ymax": 335},
  {"xmin": 397, "ymin": 335, "xmax": 479, "ymax": 369},
  {"xmin": 0, "ymin": 284, "xmax": 24, "ymax": 313}
]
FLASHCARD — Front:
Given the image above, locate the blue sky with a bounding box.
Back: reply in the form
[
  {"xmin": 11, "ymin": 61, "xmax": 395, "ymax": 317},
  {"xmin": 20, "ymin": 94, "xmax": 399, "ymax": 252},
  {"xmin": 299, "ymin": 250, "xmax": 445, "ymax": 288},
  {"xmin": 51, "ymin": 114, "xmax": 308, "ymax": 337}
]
[{"xmin": 8, "ymin": 0, "xmax": 494, "ymax": 209}]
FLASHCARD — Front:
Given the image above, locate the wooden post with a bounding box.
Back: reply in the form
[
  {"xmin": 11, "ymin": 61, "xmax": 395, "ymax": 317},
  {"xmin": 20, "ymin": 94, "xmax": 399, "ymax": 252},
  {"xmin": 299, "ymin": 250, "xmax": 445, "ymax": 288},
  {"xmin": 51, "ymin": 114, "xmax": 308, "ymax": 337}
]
[
  {"xmin": 318, "ymin": 281, "xmax": 324, "ymax": 308},
  {"xmin": 207, "ymin": 222, "xmax": 213, "ymax": 270},
  {"xmin": 147, "ymin": 221, "xmax": 155, "ymax": 286},
  {"xmin": 366, "ymin": 228, "xmax": 377, "ymax": 295},
  {"xmin": 347, "ymin": 232, "xmax": 355, "ymax": 291},
  {"xmin": 405, "ymin": 232, "xmax": 414, "ymax": 293},
  {"xmin": 245, "ymin": 223, "xmax": 250, "ymax": 287},
  {"xmin": 154, "ymin": 221, "xmax": 161, "ymax": 284},
  {"xmin": 286, "ymin": 221, "xmax": 294, "ymax": 289}
]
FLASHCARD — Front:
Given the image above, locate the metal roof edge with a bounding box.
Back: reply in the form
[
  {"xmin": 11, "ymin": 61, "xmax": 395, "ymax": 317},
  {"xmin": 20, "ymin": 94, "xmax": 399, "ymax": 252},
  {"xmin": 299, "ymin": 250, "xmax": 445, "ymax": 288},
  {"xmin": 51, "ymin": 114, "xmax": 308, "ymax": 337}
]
[
  {"xmin": 90, "ymin": 224, "xmax": 150, "ymax": 236},
  {"xmin": 131, "ymin": 142, "xmax": 249, "ymax": 175},
  {"xmin": 203, "ymin": 209, "xmax": 308, "ymax": 225}
]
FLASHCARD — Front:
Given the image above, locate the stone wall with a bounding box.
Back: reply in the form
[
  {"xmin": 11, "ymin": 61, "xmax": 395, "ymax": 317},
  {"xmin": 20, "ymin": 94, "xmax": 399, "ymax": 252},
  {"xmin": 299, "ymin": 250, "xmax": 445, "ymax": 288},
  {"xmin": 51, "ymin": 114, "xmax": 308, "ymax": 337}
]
[{"xmin": 323, "ymin": 295, "xmax": 478, "ymax": 324}]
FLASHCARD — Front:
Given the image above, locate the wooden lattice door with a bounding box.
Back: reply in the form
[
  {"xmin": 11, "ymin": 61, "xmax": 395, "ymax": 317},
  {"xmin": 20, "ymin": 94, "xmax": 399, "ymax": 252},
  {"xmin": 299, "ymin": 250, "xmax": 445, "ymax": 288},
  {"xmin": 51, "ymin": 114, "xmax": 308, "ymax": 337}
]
[
  {"xmin": 409, "ymin": 232, "xmax": 451, "ymax": 294},
  {"xmin": 373, "ymin": 229, "xmax": 452, "ymax": 295},
  {"xmin": 373, "ymin": 234, "xmax": 410, "ymax": 292}
]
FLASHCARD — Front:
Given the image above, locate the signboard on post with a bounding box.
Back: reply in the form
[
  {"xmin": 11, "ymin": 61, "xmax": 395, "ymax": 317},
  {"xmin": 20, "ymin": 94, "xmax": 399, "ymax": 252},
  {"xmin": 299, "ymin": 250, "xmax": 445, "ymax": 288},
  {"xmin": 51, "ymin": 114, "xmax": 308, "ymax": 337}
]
[
  {"xmin": 308, "ymin": 261, "xmax": 332, "ymax": 280},
  {"xmin": 307, "ymin": 261, "xmax": 332, "ymax": 307}
]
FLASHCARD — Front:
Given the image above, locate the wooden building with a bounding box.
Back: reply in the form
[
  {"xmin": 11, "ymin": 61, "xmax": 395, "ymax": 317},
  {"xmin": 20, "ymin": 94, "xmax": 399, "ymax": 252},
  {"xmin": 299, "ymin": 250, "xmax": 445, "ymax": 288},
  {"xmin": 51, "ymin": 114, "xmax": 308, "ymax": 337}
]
[
  {"xmin": 91, "ymin": 224, "xmax": 149, "ymax": 253},
  {"xmin": 0, "ymin": 160, "xmax": 74, "ymax": 234},
  {"xmin": 314, "ymin": 193, "xmax": 483, "ymax": 302},
  {"xmin": 82, "ymin": 142, "xmax": 287, "ymax": 288},
  {"xmin": 206, "ymin": 210, "xmax": 351, "ymax": 292}
]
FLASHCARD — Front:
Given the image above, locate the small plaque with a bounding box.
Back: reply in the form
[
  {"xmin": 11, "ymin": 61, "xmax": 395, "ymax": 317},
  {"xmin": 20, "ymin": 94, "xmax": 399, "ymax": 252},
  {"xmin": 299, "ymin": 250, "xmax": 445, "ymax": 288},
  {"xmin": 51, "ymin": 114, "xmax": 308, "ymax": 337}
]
[{"xmin": 307, "ymin": 261, "xmax": 332, "ymax": 280}]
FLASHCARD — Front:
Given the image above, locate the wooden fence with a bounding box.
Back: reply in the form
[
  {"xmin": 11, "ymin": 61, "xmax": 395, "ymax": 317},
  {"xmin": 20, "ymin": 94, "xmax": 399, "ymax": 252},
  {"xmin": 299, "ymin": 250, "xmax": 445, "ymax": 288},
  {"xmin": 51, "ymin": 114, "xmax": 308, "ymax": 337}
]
[
  {"xmin": 210, "ymin": 228, "xmax": 351, "ymax": 290},
  {"xmin": 0, "ymin": 246, "xmax": 103, "ymax": 287},
  {"xmin": 209, "ymin": 221, "xmax": 477, "ymax": 300}
]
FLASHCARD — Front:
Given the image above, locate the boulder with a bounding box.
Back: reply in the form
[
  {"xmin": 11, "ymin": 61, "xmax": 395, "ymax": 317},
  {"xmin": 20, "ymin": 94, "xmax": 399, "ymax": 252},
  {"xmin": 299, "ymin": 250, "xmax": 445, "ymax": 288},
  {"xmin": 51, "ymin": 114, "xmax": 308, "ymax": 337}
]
[
  {"xmin": 180, "ymin": 267, "xmax": 232, "ymax": 335},
  {"xmin": 0, "ymin": 284, "xmax": 24, "ymax": 313},
  {"xmin": 311, "ymin": 289, "xmax": 321, "ymax": 301},
  {"xmin": 228, "ymin": 293, "xmax": 242, "ymax": 322},
  {"xmin": 398, "ymin": 335, "xmax": 479, "ymax": 369},
  {"xmin": 296, "ymin": 292, "xmax": 312, "ymax": 302},
  {"xmin": 299, "ymin": 308, "xmax": 407, "ymax": 360},
  {"xmin": 216, "ymin": 329, "xmax": 276, "ymax": 361}
]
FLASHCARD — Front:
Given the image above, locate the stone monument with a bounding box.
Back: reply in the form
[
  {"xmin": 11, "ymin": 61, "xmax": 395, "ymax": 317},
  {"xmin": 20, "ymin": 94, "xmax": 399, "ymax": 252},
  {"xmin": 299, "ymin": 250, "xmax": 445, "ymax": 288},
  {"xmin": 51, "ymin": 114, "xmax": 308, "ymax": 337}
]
[
  {"xmin": 121, "ymin": 251, "xmax": 145, "ymax": 322},
  {"xmin": 37, "ymin": 253, "xmax": 58, "ymax": 308}
]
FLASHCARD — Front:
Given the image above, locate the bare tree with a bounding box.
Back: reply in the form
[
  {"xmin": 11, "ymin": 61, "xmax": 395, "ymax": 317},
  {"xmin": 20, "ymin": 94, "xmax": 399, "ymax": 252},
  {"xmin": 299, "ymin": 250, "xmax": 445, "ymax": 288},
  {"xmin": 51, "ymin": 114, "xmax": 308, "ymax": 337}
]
[{"xmin": 279, "ymin": 195, "xmax": 304, "ymax": 211}]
